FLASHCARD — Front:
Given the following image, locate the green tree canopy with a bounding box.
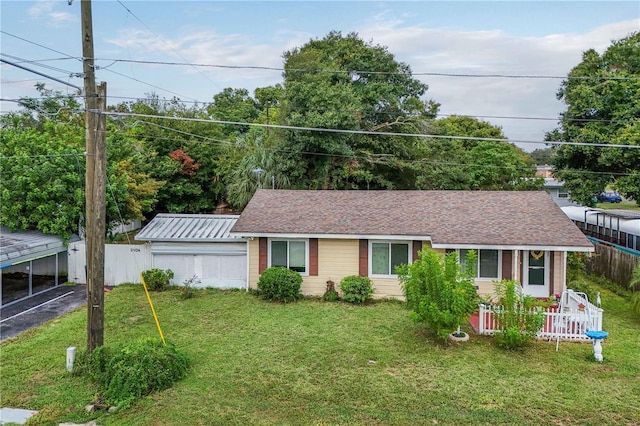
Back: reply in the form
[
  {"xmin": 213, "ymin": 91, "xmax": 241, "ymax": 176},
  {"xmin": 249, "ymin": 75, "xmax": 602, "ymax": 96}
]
[
  {"xmin": 415, "ymin": 116, "xmax": 540, "ymax": 190},
  {"xmin": 551, "ymin": 32, "xmax": 640, "ymax": 205},
  {"xmin": 1, "ymin": 87, "xmax": 162, "ymax": 239},
  {"xmin": 276, "ymin": 31, "xmax": 439, "ymax": 189}
]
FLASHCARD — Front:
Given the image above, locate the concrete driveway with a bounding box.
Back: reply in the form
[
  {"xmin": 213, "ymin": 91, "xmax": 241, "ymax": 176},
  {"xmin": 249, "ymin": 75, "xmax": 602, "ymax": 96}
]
[{"xmin": 0, "ymin": 284, "xmax": 87, "ymax": 342}]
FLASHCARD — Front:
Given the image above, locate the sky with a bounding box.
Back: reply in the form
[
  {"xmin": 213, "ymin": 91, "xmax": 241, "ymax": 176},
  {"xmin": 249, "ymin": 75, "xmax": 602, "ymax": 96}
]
[{"xmin": 1, "ymin": 1, "xmax": 639, "ymax": 151}]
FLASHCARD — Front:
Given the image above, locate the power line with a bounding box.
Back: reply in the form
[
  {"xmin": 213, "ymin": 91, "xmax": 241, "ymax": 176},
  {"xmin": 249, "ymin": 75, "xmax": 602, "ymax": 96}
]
[
  {"xmin": 0, "ymin": 31, "xmax": 83, "ymax": 62},
  {"xmin": 92, "ymin": 57, "xmax": 640, "ymax": 81},
  {"xmin": 4, "ymin": 30, "xmax": 636, "ymax": 83},
  {"xmin": 0, "ymin": 30, "xmax": 195, "ymax": 102},
  {"xmin": 6, "ymin": 91, "xmax": 635, "ymax": 125},
  {"xmin": 115, "ymin": 0, "xmax": 221, "ymax": 91},
  {"xmin": 1, "ymin": 53, "xmax": 81, "ymax": 77},
  {"xmin": 0, "ymin": 58, "xmax": 83, "ymax": 91},
  {"xmin": 103, "ymin": 68, "xmax": 198, "ymax": 101},
  {"xmin": 102, "ymin": 111, "xmax": 640, "ymax": 149}
]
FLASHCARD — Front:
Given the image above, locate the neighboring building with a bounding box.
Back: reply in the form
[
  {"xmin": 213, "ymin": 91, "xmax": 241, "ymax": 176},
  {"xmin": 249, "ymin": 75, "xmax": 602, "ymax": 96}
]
[
  {"xmin": 1, "ymin": 227, "xmax": 72, "ymax": 306},
  {"xmin": 535, "ymin": 164, "xmax": 554, "ymax": 179},
  {"xmin": 135, "ymin": 214, "xmax": 247, "ymax": 289},
  {"xmin": 544, "ymin": 178, "xmax": 580, "ymax": 208},
  {"xmin": 230, "ymin": 190, "xmax": 594, "ymax": 299}
]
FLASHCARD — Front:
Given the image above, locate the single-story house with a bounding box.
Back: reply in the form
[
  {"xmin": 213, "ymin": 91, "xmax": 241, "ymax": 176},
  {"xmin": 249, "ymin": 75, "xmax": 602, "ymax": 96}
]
[
  {"xmin": 134, "ymin": 214, "xmax": 247, "ymax": 289},
  {"xmin": 1, "ymin": 227, "xmax": 72, "ymax": 306},
  {"xmin": 230, "ymin": 190, "xmax": 594, "ymax": 299}
]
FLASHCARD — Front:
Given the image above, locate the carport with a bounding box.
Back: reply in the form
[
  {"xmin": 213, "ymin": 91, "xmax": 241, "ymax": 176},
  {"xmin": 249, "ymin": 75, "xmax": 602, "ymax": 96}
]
[
  {"xmin": 1, "ymin": 227, "xmax": 73, "ymax": 307},
  {"xmin": 135, "ymin": 214, "xmax": 247, "ymax": 289}
]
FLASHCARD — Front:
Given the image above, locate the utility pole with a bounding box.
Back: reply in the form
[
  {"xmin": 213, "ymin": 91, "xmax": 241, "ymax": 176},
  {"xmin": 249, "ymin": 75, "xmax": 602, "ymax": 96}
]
[{"xmin": 81, "ymin": 0, "xmax": 106, "ymax": 351}]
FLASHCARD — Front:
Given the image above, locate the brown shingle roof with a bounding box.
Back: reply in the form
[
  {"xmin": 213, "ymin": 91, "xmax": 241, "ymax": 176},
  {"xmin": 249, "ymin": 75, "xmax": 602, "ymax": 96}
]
[{"xmin": 231, "ymin": 190, "xmax": 593, "ymax": 250}]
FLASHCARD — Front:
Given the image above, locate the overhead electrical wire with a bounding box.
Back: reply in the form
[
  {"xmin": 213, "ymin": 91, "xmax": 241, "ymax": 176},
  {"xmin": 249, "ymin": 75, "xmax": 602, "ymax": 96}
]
[
  {"xmin": 0, "ymin": 53, "xmax": 80, "ymax": 77},
  {"xmin": 0, "ymin": 58, "xmax": 82, "ymax": 91},
  {"xmin": 114, "ymin": 0, "xmax": 221, "ymax": 91},
  {"xmin": 101, "ymin": 111, "xmax": 640, "ymax": 149},
  {"xmin": 0, "ymin": 31, "xmax": 195, "ymax": 102},
  {"xmin": 3, "ymin": 90, "xmax": 635, "ymax": 125},
  {"xmin": 90, "ymin": 57, "xmax": 640, "ymax": 81},
  {"xmin": 3, "ymin": 31, "xmax": 637, "ymax": 148}
]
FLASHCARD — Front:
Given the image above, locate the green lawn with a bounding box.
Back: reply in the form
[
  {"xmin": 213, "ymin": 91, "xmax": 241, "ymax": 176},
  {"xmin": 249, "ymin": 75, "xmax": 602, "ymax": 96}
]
[
  {"xmin": 595, "ymin": 202, "xmax": 640, "ymax": 211},
  {"xmin": 1, "ymin": 284, "xmax": 639, "ymax": 425}
]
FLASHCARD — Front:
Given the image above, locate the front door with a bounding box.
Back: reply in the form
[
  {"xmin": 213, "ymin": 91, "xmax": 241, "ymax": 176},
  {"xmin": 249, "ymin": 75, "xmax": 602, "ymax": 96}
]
[{"xmin": 523, "ymin": 250, "xmax": 549, "ymax": 298}]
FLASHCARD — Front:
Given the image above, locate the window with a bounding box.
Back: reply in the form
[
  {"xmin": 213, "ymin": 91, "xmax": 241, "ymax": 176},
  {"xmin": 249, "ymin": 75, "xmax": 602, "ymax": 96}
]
[
  {"xmin": 459, "ymin": 249, "xmax": 499, "ymax": 279},
  {"xmin": 270, "ymin": 240, "xmax": 307, "ymax": 273},
  {"xmin": 558, "ymin": 191, "xmax": 569, "ymax": 199},
  {"xmin": 371, "ymin": 242, "xmax": 409, "ymax": 276}
]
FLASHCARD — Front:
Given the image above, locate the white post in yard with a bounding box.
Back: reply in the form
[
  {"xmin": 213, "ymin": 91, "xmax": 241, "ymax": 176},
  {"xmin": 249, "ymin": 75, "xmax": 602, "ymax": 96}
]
[{"xmin": 66, "ymin": 346, "xmax": 77, "ymax": 372}]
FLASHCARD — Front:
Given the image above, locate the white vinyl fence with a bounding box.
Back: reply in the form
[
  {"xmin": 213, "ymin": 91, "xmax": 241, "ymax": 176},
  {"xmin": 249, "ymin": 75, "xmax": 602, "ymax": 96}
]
[
  {"xmin": 68, "ymin": 241, "xmax": 152, "ymax": 286},
  {"xmin": 477, "ymin": 298, "xmax": 603, "ymax": 342}
]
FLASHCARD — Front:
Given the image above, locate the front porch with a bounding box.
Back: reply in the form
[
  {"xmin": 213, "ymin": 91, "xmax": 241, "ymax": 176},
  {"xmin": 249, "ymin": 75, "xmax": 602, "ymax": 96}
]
[{"xmin": 470, "ymin": 289, "xmax": 604, "ymax": 342}]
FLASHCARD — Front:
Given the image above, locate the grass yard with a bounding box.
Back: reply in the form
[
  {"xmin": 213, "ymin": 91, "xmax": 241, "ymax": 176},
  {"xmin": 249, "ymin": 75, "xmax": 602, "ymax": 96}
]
[
  {"xmin": 595, "ymin": 202, "xmax": 639, "ymax": 211},
  {"xmin": 1, "ymin": 284, "xmax": 639, "ymax": 426}
]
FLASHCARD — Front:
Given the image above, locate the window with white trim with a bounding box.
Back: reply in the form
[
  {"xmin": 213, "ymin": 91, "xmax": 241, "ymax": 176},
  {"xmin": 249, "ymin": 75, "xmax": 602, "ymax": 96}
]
[
  {"xmin": 370, "ymin": 241, "xmax": 410, "ymax": 276},
  {"xmin": 459, "ymin": 249, "xmax": 499, "ymax": 279},
  {"xmin": 270, "ymin": 239, "xmax": 307, "ymax": 274}
]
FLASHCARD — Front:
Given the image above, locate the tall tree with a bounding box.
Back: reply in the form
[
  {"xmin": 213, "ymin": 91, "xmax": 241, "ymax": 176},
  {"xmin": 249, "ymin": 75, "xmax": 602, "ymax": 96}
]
[
  {"xmin": 551, "ymin": 32, "xmax": 640, "ymax": 205},
  {"xmin": 1, "ymin": 87, "xmax": 161, "ymax": 239},
  {"xmin": 415, "ymin": 116, "xmax": 540, "ymax": 190},
  {"xmin": 277, "ymin": 31, "xmax": 439, "ymax": 189},
  {"xmin": 112, "ymin": 94, "xmax": 226, "ymax": 214}
]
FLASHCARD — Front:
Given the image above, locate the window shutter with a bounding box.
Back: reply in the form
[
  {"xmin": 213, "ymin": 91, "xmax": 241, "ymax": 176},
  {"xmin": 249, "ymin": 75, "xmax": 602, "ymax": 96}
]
[
  {"xmin": 309, "ymin": 238, "xmax": 318, "ymax": 276},
  {"xmin": 259, "ymin": 237, "xmax": 268, "ymax": 274},
  {"xmin": 413, "ymin": 241, "xmax": 423, "ymax": 261},
  {"xmin": 359, "ymin": 239, "xmax": 368, "ymax": 276},
  {"xmin": 502, "ymin": 250, "xmax": 513, "ymax": 280}
]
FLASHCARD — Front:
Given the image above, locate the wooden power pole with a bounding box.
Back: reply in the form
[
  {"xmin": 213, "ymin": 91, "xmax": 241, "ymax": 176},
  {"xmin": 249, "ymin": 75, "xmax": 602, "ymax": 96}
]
[{"xmin": 81, "ymin": 0, "xmax": 106, "ymax": 351}]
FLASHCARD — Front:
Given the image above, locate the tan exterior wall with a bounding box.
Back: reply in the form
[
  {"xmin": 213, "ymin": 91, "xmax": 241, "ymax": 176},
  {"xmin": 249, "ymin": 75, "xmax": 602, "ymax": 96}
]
[
  {"xmin": 301, "ymin": 239, "xmax": 360, "ymax": 296},
  {"xmin": 248, "ymin": 239, "xmax": 567, "ymax": 301},
  {"xmin": 474, "ymin": 280, "xmax": 497, "ymax": 298},
  {"xmin": 552, "ymin": 251, "xmax": 565, "ymax": 295},
  {"xmin": 248, "ymin": 238, "xmax": 260, "ymax": 290}
]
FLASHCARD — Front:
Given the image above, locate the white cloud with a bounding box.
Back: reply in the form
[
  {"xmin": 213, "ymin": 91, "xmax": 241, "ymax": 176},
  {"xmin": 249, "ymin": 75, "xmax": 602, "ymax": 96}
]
[
  {"xmin": 103, "ymin": 14, "xmax": 638, "ymax": 149},
  {"xmin": 28, "ymin": 1, "xmax": 75, "ymax": 27},
  {"xmin": 355, "ymin": 18, "xmax": 639, "ymax": 147}
]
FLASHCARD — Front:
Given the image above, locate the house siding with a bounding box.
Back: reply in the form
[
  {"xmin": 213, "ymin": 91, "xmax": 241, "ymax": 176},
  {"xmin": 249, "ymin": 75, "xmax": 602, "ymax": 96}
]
[
  {"xmin": 552, "ymin": 251, "xmax": 565, "ymax": 295},
  {"xmin": 249, "ymin": 238, "xmax": 260, "ymax": 289},
  {"xmin": 247, "ymin": 239, "xmax": 565, "ymax": 299}
]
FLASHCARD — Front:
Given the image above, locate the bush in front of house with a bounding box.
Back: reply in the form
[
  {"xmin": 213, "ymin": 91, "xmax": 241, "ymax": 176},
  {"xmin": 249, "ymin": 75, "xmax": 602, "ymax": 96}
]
[
  {"xmin": 141, "ymin": 268, "xmax": 174, "ymax": 291},
  {"xmin": 340, "ymin": 275, "xmax": 374, "ymax": 304},
  {"xmin": 73, "ymin": 337, "xmax": 190, "ymax": 409},
  {"xmin": 398, "ymin": 248, "xmax": 478, "ymax": 342},
  {"xmin": 493, "ymin": 279, "xmax": 545, "ymax": 350},
  {"xmin": 257, "ymin": 266, "xmax": 302, "ymax": 302}
]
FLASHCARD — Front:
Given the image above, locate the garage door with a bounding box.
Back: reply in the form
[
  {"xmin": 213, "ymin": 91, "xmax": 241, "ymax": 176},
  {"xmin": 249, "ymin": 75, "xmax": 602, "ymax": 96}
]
[{"xmin": 153, "ymin": 253, "xmax": 246, "ymax": 289}]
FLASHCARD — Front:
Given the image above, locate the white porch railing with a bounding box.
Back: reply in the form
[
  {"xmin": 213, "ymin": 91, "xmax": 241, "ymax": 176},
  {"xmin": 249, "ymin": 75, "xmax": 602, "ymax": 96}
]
[{"xmin": 477, "ymin": 293, "xmax": 604, "ymax": 342}]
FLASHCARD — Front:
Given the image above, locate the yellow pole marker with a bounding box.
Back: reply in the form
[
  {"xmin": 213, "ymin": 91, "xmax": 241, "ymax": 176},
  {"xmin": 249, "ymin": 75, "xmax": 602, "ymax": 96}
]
[{"xmin": 140, "ymin": 273, "xmax": 167, "ymax": 346}]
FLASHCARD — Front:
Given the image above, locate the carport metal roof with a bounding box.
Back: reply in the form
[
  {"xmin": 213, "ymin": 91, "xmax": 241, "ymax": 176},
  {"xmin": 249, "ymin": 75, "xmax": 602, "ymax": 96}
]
[
  {"xmin": 1, "ymin": 227, "xmax": 68, "ymax": 268},
  {"xmin": 135, "ymin": 214, "xmax": 241, "ymax": 242}
]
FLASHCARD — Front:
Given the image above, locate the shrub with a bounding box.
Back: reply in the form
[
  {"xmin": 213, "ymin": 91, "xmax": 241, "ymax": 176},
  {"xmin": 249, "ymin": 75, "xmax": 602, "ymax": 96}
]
[
  {"xmin": 73, "ymin": 338, "xmax": 190, "ymax": 408},
  {"xmin": 323, "ymin": 280, "xmax": 340, "ymax": 302},
  {"xmin": 569, "ymin": 279, "xmax": 598, "ymax": 304},
  {"xmin": 181, "ymin": 275, "xmax": 200, "ymax": 300},
  {"xmin": 141, "ymin": 268, "xmax": 174, "ymax": 291},
  {"xmin": 493, "ymin": 280, "xmax": 545, "ymax": 350},
  {"xmin": 398, "ymin": 249, "xmax": 478, "ymax": 341},
  {"xmin": 257, "ymin": 266, "xmax": 302, "ymax": 302},
  {"xmin": 566, "ymin": 252, "xmax": 587, "ymax": 283},
  {"xmin": 340, "ymin": 275, "xmax": 373, "ymax": 304}
]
